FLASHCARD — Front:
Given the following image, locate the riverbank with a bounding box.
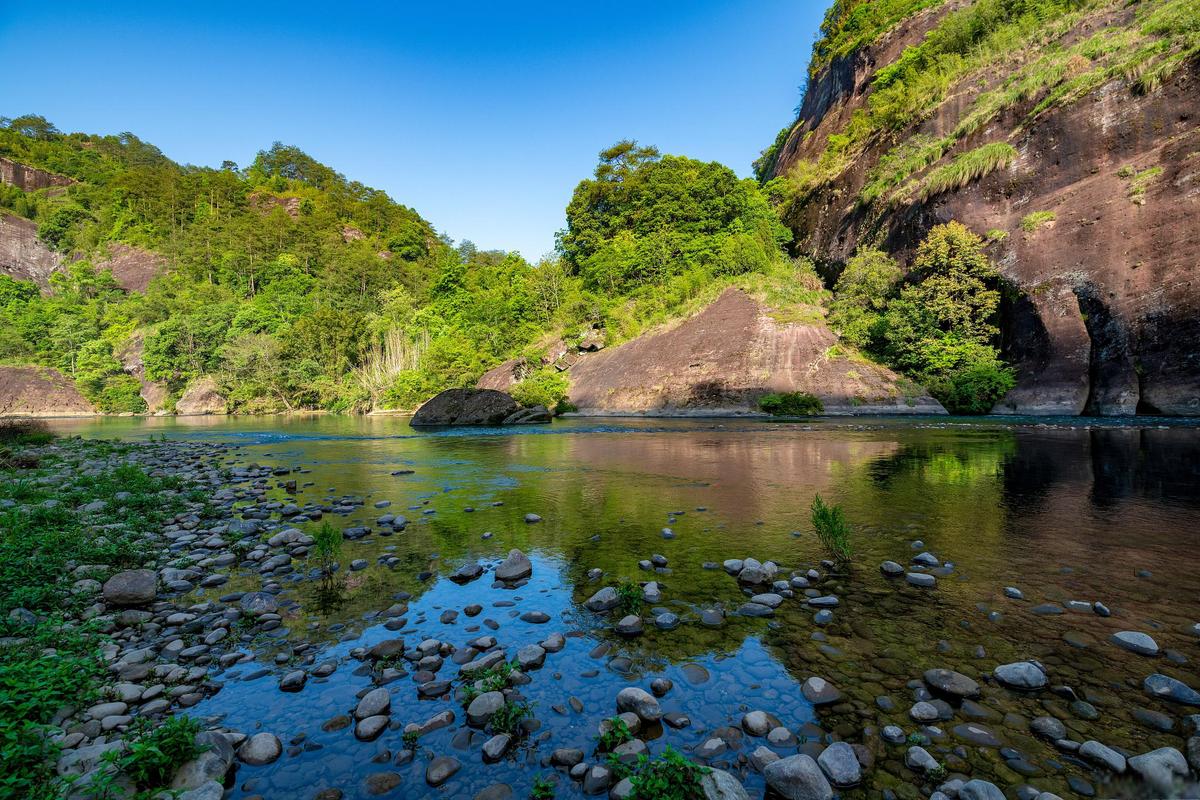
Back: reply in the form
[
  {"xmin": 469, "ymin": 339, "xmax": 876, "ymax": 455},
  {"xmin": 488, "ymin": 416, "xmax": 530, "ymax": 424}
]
[{"xmin": 4, "ymin": 419, "xmax": 1200, "ymax": 799}]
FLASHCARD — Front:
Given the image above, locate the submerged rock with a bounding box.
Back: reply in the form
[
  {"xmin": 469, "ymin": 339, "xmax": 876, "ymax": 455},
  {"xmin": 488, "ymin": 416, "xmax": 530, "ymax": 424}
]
[
  {"xmin": 763, "ymin": 753, "xmax": 833, "ymax": 800},
  {"xmin": 494, "ymin": 549, "xmax": 532, "ymax": 582}
]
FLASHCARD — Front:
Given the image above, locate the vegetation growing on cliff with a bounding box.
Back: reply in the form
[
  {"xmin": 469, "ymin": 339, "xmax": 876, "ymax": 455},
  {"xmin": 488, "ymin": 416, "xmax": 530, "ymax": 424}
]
[{"xmin": 829, "ymin": 222, "xmax": 1014, "ymax": 413}]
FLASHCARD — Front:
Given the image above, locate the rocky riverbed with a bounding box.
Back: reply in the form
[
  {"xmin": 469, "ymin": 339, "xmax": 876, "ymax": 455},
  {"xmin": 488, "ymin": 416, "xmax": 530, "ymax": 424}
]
[{"xmin": 9, "ymin": 417, "xmax": 1200, "ymax": 799}]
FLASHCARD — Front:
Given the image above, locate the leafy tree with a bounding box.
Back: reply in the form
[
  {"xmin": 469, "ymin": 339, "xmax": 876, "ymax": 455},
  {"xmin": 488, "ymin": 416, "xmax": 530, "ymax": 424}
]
[{"xmin": 828, "ymin": 248, "xmax": 903, "ymax": 349}]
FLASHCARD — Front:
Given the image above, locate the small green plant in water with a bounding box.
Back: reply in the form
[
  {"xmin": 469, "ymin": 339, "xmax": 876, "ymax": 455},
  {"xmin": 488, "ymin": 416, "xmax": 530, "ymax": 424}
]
[
  {"xmin": 530, "ymin": 774, "xmax": 556, "ymax": 799},
  {"xmin": 615, "ymin": 581, "xmax": 644, "ymax": 615},
  {"xmin": 312, "ymin": 521, "xmax": 342, "ymax": 575},
  {"xmin": 401, "ymin": 730, "xmax": 419, "ymax": 750},
  {"xmin": 811, "ymin": 494, "xmax": 852, "ymax": 566},
  {"xmin": 758, "ymin": 392, "xmax": 823, "ymax": 416},
  {"xmin": 596, "ymin": 715, "xmax": 635, "ymax": 752},
  {"xmin": 489, "ymin": 700, "xmax": 534, "ymax": 737},
  {"xmin": 626, "ymin": 746, "xmax": 710, "ymax": 800}
]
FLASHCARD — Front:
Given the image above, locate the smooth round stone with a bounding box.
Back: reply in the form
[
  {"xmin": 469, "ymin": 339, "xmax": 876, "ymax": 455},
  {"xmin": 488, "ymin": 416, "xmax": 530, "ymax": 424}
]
[
  {"xmin": 1004, "ymin": 587, "xmax": 1024, "ymax": 599},
  {"xmin": 814, "ymin": 610, "xmax": 833, "ymax": 625},
  {"xmin": 1144, "ymin": 673, "xmax": 1200, "ymax": 706},
  {"xmin": 906, "ymin": 572, "xmax": 936, "ymax": 588},
  {"xmin": 1079, "ymin": 740, "xmax": 1126, "ymax": 773},
  {"xmin": 817, "ymin": 741, "xmax": 861, "ymax": 787},
  {"xmin": 738, "ymin": 602, "xmax": 774, "ymax": 617},
  {"xmin": 425, "ymin": 756, "xmax": 461, "ymax": 786},
  {"xmin": 355, "ymin": 715, "xmax": 389, "ymax": 741},
  {"xmin": 953, "ymin": 723, "xmax": 1001, "ymax": 747},
  {"xmin": 1031, "ymin": 603, "xmax": 1064, "ymax": 615},
  {"xmin": 801, "ymin": 676, "xmax": 842, "ymax": 705},
  {"xmin": 994, "ymin": 662, "xmax": 1048, "ymax": 690},
  {"xmin": 699, "ymin": 609, "xmax": 724, "ymax": 627},
  {"xmin": 654, "ymin": 612, "xmax": 679, "ymax": 630},
  {"xmin": 615, "ymin": 615, "xmax": 643, "ymax": 636},
  {"xmin": 616, "ymin": 687, "xmax": 662, "ymax": 722},
  {"xmin": 364, "ymin": 772, "xmax": 402, "ymax": 796},
  {"xmin": 1030, "ymin": 716, "xmax": 1067, "ymax": 740},
  {"xmin": 882, "ymin": 725, "xmax": 906, "ymax": 744},
  {"xmin": 237, "ymin": 733, "xmax": 282, "ymax": 765},
  {"xmin": 742, "ymin": 710, "xmax": 779, "ymax": 737},
  {"xmin": 910, "ymin": 702, "xmax": 939, "ymax": 722},
  {"xmin": 880, "ymin": 561, "xmax": 904, "ymax": 577},
  {"xmin": 1111, "ymin": 631, "xmax": 1160, "ymax": 656},
  {"xmin": 924, "ymin": 668, "xmax": 981, "ymax": 699}
]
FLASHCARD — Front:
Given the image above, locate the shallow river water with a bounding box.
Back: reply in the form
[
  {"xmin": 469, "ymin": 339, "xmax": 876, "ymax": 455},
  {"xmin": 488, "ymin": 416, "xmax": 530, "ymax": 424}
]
[{"xmin": 49, "ymin": 415, "xmax": 1200, "ymax": 799}]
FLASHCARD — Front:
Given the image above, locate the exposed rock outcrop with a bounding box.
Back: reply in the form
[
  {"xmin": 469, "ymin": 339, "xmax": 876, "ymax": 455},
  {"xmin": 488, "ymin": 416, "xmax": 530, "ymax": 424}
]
[
  {"xmin": 411, "ymin": 389, "xmax": 520, "ymax": 426},
  {"xmin": 767, "ymin": 5, "xmax": 1200, "ymax": 415},
  {"xmin": 0, "ymin": 366, "xmax": 95, "ymax": 416},
  {"xmin": 176, "ymin": 377, "xmax": 226, "ymax": 416},
  {"xmin": 0, "ymin": 212, "xmax": 62, "ymax": 288},
  {"xmin": 0, "ymin": 157, "xmax": 73, "ymax": 192},
  {"xmin": 98, "ymin": 243, "xmax": 164, "ymax": 294},
  {"xmin": 566, "ymin": 289, "xmax": 943, "ymax": 415},
  {"xmin": 115, "ymin": 333, "xmax": 169, "ymax": 413}
]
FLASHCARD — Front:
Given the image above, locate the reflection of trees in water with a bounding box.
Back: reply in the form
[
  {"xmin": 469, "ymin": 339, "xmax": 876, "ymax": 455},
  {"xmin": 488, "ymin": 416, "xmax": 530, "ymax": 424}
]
[{"xmin": 307, "ymin": 574, "xmax": 349, "ymax": 616}]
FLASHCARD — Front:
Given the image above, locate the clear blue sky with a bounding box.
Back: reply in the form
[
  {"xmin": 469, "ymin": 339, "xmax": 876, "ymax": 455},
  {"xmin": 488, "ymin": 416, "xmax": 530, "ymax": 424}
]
[{"xmin": 0, "ymin": 1, "xmax": 824, "ymax": 259}]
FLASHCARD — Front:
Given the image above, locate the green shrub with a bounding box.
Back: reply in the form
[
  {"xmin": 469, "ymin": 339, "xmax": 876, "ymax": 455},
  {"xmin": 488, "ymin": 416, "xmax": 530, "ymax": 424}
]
[
  {"xmin": 1020, "ymin": 210, "xmax": 1056, "ymax": 232},
  {"xmin": 758, "ymin": 392, "xmax": 823, "ymax": 416},
  {"xmin": 94, "ymin": 715, "xmax": 204, "ymax": 794},
  {"xmin": 811, "ymin": 494, "xmax": 852, "ymax": 565},
  {"xmin": 985, "ymin": 228, "xmax": 1008, "ymax": 243},
  {"xmin": 531, "ymin": 774, "xmax": 557, "ymax": 799},
  {"xmin": 510, "ymin": 369, "xmax": 570, "ymax": 411},
  {"xmin": 489, "ymin": 700, "xmax": 534, "ymax": 737},
  {"xmin": 926, "ymin": 358, "xmax": 1015, "ymax": 414},
  {"xmin": 625, "ymin": 746, "xmax": 710, "ymax": 800},
  {"xmin": 597, "ymin": 716, "xmax": 635, "ymax": 752},
  {"xmin": 311, "ymin": 521, "xmax": 342, "ymax": 575},
  {"xmin": 615, "ymin": 581, "xmax": 644, "ymax": 616},
  {"xmin": 828, "ymin": 249, "xmax": 903, "ymax": 350}
]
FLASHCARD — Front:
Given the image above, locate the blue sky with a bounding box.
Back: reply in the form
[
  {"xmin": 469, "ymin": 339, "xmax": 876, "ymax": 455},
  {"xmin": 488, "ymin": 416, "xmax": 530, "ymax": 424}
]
[{"xmin": 0, "ymin": 1, "xmax": 823, "ymax": 259}]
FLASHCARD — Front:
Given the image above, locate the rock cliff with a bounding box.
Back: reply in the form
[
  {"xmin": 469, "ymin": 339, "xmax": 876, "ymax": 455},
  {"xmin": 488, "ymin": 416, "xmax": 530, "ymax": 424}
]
[
  {"xmin": 566, "ymin": 288, "xmax": 944, "ymax": 415},
  {"xmin": 0, "ymin": 212, "xmax": 62, "ymax": 288},
  {"xmin": 765, "ymin": 0, "xmax": 1199, "ymax": 415},
  {"xmin": 0, "ymin": 366, "xmax": 95, "ymax": 416}
]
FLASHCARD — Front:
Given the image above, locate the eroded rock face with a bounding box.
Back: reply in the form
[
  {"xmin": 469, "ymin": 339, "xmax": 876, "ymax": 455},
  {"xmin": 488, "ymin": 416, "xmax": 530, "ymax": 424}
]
[
  {"xmin": 98, "ymin": 243, "xmax": 164, "ymax": 294},
  {"xmin": 0, "ymin": 157, "xmax": 74, "ymax": 191},
  {"xmin": 0, "ymin": 212, "xmax": 62, "ymax": 288},
  {"xmin": 566, "ymin": 289, "xmax": 944, "ymax": 416},
  {"xmin": 410, "ymin": 389, "xmax": 519, "ymax": 426},
  {"xmin": 176, "ymin": 377, "xmax": 227, "ymax": 416},
  {"xmin": 0, "ymin": 365, "xmax": 95, "ymax": 416},
  {"xmin": 768, "ymin": 14, "xmax": 1200, "ymax": 416}
]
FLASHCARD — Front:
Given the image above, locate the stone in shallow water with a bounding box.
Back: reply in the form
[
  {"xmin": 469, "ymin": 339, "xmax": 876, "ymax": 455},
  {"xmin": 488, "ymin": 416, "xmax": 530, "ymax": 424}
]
[
  {"xmin": 425, "ymin": 755, "xmax": 461, "ymax": 787},
  {"xmin": 1144, "ymin": 673, "xmax": 1200, "ymax": 706},
  {"xmin": 1128, "ymin": 747, "xmax": 1189, "ymax": 792},
  {"xmin": 906, "ymin": 572, "xmax": 936, "ymax": 588},
  {"xmin": 816, "ymin": 742, "xmax": 860, "ymax": 787},
  {"xmin": 953, "ymin": 723, "xmax": 1001, "ymax": 747},
  {"xmin": 616, "ymin": 687, "xmax": 662, "ymax": 722},
  {"xmin": 1030, "ymin": 716, "xmax": 1067, "ymax": 740},
  {"xmin": 738, "ymin": 602, "xmax": 774, "ymax": 617},
  {"xmin": 1080, "ymin": 740, "xmax": 1127, "ymax": 773},
  {"xmin": 958, "ymin": 779, "xmax": 1006, "ymax": 800},
  {"xmin": 801, "ymin": 676, "xmax": 841, "ymax": 705},
  {"xmin": 763, "ymin": 754, "xmax": 833, "ymax": 800},
  {"xmin": 994, "ymin": 661, "xmax": 1048, "ymax": 690},
  {"xmin": 924, "ymin": 668, "xmax": 981, "ymax": 699},
  {"xmin": 880, "ymin": 561, "xmax": 904, "ymax": 577},
  {"xmin": 494, "ymin": 549, "xmax": 532, "ymax": 582},
  {"xmin": 1004, "ymin": 586, "xmax": 1024, "ymax": 599},
  {"xmin": 1111, "ymin": 630, "xmax": 1159, "ymax": 656}
]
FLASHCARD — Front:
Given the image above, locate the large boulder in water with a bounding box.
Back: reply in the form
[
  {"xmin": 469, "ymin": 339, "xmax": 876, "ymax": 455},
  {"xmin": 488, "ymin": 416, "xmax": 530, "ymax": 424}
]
[{"xmin": 411, "ymin": 389, "xmax": 519, "ymax": 426}]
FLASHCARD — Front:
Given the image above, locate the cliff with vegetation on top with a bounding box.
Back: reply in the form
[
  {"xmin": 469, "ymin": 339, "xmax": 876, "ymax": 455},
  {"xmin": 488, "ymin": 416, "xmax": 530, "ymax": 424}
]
[{"xmin": 760, "ymin": 0, "xmax": 1199, "ymax": 415}]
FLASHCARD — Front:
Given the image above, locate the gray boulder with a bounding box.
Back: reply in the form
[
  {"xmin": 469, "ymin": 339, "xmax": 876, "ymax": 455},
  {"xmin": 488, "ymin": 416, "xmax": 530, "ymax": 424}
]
[
  {"xmin": 495, "ymin": 549, "xmax": 532, "ymax": 582},
  {"xmin": 700, "ymin": 768, "xmax": 752, "ymax": 800},
  {"xmin": 763, "ymin": 754, "xmax": 834, "ymax": 800},
  {"xmin": 102, "ymin": 570, "xmax": 156, "ymax": 607},
  {"xmin": 994, "ymin": 661, "xmax": 1048, "ymax": 690},
  {"xmin": 411, "ymin": 389, "xmax": 518, "ymax": 426},
  {"xmin": 817, "ymin": 742, "xmax": 861, "ymax": 787}
]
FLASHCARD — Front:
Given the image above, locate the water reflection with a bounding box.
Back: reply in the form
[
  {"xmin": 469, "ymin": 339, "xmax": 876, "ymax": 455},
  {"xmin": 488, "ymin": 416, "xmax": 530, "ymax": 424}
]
[{"xmin": 46, "ymin": 415, "xmax": 1200, "ymax": 799}]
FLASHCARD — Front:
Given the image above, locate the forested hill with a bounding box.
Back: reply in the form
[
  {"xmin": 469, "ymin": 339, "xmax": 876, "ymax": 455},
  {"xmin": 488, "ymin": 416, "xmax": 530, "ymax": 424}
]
[{"xmin": 0, "ymin": 122, "xmax": 806, "ymax": 415}]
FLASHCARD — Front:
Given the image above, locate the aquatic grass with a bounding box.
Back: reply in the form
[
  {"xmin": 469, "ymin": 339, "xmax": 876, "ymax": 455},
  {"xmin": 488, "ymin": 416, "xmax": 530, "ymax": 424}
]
[
  {"xmin": 811, "ymin": 494, "xmax": 853, "ymax": 566},
  {"xmin": 619, "ymin": 746, "xmax": 710, "ymax": 800},
  {"xmin": 530, "ymin": 774, "xmax": 557, "ymax": 799},
  {"xmin": 615, "ymin": 581, "xmax": 644, "ymax": 616},
  {"xmin": 311, "ymin": 520, "xmax": 342, "ymax": 575}
]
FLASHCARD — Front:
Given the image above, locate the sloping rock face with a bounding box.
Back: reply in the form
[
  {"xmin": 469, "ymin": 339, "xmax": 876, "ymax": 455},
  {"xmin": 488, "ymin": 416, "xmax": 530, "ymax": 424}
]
[
  {"xmin": 0, "ymin": 366, "xmax": 95, "ymax": 416},
  {"xmin": 0, "ymin": 212, "xmax": 62, "ymax": 288},
  {"xmin": 411, "ymin": 389, "xmax": 520, "ymax": 426},
  {"xmin": 768, "ymin": 5, "xmax": 1200, "ymax": 415},
  {"xmin": 176, "ymin": 377, "xmax": 226, "ymax": 415},
  {"xmin": 0, "ymin": 157, "xmax": 74, "ymax": 192},
  {"xmin": 566, "ymin": 289, "xmax": 943, "ymax": 415},
  {"xmin": 99, "ymin": 244, "xmax": 164, "ymax": 294},
  {"xmin": 115, "ymin": 333, "xmax": 169, "ymax": 413}
]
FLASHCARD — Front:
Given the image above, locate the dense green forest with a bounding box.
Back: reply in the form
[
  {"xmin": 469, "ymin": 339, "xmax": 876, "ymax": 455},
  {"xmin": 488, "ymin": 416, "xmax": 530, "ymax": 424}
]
[{"xmin": 0, "ymin": 111, "xmax": 1012, "ymax": 415}]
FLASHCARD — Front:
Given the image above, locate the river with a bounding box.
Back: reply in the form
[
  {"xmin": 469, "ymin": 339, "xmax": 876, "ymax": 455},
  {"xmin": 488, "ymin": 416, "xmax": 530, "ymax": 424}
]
[{"xmin": 47, "ymin": 414, "xmax": 1200, "ymax": 799}]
